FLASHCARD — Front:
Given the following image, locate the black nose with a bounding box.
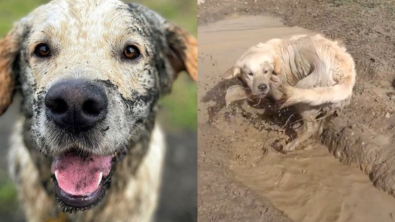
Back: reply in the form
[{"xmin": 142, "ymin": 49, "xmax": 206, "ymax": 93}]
[
  {"xmin": 258, "ymin": 84, "xmax": 268, "ymax": 92},
  {"xmin": 45, "ymin": 79, "xmax": 107, "ymax": 132}
]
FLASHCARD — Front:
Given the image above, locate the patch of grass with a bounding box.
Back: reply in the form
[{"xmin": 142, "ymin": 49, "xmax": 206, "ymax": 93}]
[
  {"xmin": 0, "ymin": 0, "xmax": 48, "ymax": 35},
  {"xmin": 159, "ymin": 75, "xmax": 197, "ymax": 131},
  {"xmin": 134, "ymin": 0, "xmax": 197, "ymax": 35},
  {"xmin": 0, "ymin": 181, "xmax": 18, "ymax": 213},
  {"xmin": 0, "ymin": 0, "xmax": 197, "ymax": 131}
]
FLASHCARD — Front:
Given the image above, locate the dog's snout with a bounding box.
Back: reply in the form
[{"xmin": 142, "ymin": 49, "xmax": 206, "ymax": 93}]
[
  {"xmin": 45, "ymin": 79, "xmax": 108, "ymax": 132},
  {"xmin": 258, "ymin": 84, "xmax": 268, "ymax": 92}
]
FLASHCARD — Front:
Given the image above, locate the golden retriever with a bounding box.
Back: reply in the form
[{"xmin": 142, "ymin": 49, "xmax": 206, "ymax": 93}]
[{"xmin": 226, "ymin": 34, "xmax": 356, "ymax": 151}]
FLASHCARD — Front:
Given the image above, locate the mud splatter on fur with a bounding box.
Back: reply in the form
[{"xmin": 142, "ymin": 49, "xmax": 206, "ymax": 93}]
[{"xmin": 1, "ymin": 0, "xmax": 197, "ymax": 221}]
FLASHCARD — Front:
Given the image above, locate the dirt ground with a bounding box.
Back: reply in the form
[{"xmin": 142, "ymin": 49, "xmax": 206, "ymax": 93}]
[{"xmin": 198, "ymin": 0, "xmax": 395, "ymax": 221}]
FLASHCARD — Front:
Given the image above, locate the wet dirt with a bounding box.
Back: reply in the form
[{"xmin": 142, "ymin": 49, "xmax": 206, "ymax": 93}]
[{"xmin": 198, "ymin": 13, "xmax": 395, "ymax": 222}]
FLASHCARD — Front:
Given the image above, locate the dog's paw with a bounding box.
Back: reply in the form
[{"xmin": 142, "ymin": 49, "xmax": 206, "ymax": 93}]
[
  {"xmin": 283, "ymin": 140, "xmax": 298, "ymax": 152},
  {"xmin": 225, "ymin": 85, "xmax": 248, "ymax": 106},
  {"xmin": 278, "ymin": 84, "xmax": 292, "ymax": 94},
  {"xmin": 280, "ymin": 95, "xmax": 299, "ymax": 108},
  {"xmin": 280, "ymin": 98, "xmax": 295, "ymax": 109},
  {"xmin": 271, "ymin": 139, "xmax": 287, "ymax": 154},
  {"xmin": 277, "ymin": 85, "xmax": 294, "ymax": 108}
]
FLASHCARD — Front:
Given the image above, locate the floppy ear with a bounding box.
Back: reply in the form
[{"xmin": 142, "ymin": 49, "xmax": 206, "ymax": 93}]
[
  {"xmin": 223, "ymin": 66, "xmax": 240, "ymax": 80},
  {"xmin": 128, "ymin": 3, "xmax": 197, "ymax": 93},
  {"xmin": 273, "ymin": 58, "xmax": 281, "ymax": 75},
  {"xmin": 0, "ymin": 26, "xmax": 23, "ymax": 115},
  {"xmin": 165, "ymin": 23, "xmax": 197, "ymax": 82}
]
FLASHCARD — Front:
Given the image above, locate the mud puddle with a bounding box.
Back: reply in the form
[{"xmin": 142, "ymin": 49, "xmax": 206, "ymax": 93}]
[{"xmin": 198, "ymin": 15, "xmax": 395, "ymax": 222}]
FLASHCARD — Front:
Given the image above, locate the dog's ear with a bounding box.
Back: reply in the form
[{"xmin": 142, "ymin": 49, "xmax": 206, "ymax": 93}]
[
  {"xmin": 128, "ymin": 3, "xmax": 197, "ymax": 94},
  {"xmin": 273, "ymin": 58, "xmax": 281, "ymax": 75},
  {"xmin": 165, "ymin": 22, "xmax": 197, "ymax": 82},
  {"xmin": 223, "ymin": 66, "xmax": 240, "ymax": 80},
  {"xmin": 0, "ymin": 23, "xmax": 25, "ymax": 116}
]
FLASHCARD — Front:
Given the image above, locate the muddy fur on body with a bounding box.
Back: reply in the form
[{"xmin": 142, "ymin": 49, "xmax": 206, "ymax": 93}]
[
  {"xmin": 226, "ymin": 34, "xmax": 356, "ymax": 151},
  {"xmin": 0, "ymin": 0, "xmax": 197, "ymax": 221}
]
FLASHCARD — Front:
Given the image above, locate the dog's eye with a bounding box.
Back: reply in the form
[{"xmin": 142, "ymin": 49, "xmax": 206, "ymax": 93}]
[
  {"xmin": 248, "ymin": 72, "xmax": 253, "ymax": 76},
  {"xmin": 264, "ymin": 70, "xmax": 268, "ymax": 74},
  {"xmin": 34, "ymin": 44, "xmax": 51, "ymax": 58},
  {"xmin": 123, "ymin": 45, "xmax": 140, "ymax": 60}
]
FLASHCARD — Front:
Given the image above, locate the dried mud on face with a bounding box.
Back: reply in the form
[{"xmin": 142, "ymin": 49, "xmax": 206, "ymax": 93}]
[{"xmin": 198, "ymin": 1, "xmax": 395, "ymax": 222}]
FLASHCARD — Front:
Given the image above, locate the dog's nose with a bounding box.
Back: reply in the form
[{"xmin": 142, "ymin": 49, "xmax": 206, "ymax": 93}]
[
  {"xmin": 45, "ymin": 79, "xmax": 108, "ymax": 132},
  {"xmin": 258, "ymin": 84, "xmax": 268, "ymax": 92}
]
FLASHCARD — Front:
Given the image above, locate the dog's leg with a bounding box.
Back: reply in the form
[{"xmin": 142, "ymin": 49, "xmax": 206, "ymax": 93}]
[
  {"xmin": 283, "ymin": 120, "xmax": 319, "ymax": 152},
  {"xmin": 316, "ymin": 118, "xmax": 325, "ymax": 137},
  {"xmin": 279, "ymin": 74, "xmax": 318, "ymax": 107},
  {"xmin": 283, "ymin": 106, "xmax": 320, "ymax": 152},
  {"xmin": 315, "ymin": 105, "xmax": 336, "ymax": 138},
  {"xmin": 294, "ymin": 73, "xmax": 319, "ymax": 89}
]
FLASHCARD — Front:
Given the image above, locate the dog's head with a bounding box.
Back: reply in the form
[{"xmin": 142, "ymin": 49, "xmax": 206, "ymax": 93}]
[
  {"xmin": 0, "ymin": 0, "xmax": 196, "ymax": 211},
  {"xmin": 225, "ymin": 41, "xmax": 281, "ymax": 97}
]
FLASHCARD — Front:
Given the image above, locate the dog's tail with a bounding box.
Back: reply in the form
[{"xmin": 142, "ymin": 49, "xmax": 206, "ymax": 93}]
[{"xmin": 280, "ymin": 74, "xmax": 355, "ymax": 108}]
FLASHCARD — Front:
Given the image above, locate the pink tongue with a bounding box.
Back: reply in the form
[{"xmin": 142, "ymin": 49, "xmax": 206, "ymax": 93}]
[{"xmin": 51, "ymin": 152, "xmax": 112, "ymax": 196}]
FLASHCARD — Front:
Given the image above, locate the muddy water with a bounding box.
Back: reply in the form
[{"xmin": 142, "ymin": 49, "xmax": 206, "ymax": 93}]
[{"xmin": 198, "ymin": 16, "xmax": 395, "ymax": 222}]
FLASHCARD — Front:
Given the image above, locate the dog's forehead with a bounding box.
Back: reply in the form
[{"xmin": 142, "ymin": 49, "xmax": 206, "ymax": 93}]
[
  {"xmin": 32, "ymin": 0, "xmax": 125, "ymax": 25},
  {"xmin": 239, "ymin": 53, "xmax": 269, "ymax": 70},
  {"xmin": 27, "ymin": 0, "xmax": 154, "ymax": 45},
  {"xmin": 261, "ymin": 61, "xmax": 273, "ymax": 69}
]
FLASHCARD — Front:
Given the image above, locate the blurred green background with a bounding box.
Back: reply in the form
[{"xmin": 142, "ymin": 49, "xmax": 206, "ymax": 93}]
[{"xmin": 0, "ymin": 0, "xmax": 197, "ymax": 221}]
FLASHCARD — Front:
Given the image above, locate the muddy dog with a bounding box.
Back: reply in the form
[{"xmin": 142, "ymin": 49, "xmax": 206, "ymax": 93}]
[
  {"xmin": 225, "ymin": 34, "xmax": 355, "ymax": 152},
  {"xmin": 0, "ymin": 0, "xmax": 197, "ymax": 221}
]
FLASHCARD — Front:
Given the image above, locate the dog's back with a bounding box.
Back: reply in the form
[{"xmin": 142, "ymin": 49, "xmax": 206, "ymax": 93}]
[{"xmin": 280, "ymin": 34, "xmax": 356, "ymax": 108}]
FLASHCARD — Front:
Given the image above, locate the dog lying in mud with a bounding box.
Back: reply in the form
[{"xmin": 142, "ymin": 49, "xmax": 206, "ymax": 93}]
[
  {"xmin": 0, "ymin": 0, "xmax": 197, "ymax": 221},
  {"xmin": 225, "ymin": 34, "xmax": 355, "ymax": 152}
]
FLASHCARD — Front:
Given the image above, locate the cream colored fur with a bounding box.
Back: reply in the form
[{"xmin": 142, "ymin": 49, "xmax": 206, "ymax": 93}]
[
  {"xmin": 277, "ymin": 34, "xmax": 355, "ymax": 107},
  {"xmin": 9, "ymin": 118, "xmax": 166, "ymax": 222},
  {"xmin": 227, "ymin": 34, "xmax": 356, "ymax": 151},
  {"xmin": 228, "ymin": 34, "xmax": 355, "ymax": 106}
]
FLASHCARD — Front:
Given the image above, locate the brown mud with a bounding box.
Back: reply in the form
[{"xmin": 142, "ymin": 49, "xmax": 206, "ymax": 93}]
[{"xmin": 198, "ymin": 1, "xmax": 395, "ymax": 221}]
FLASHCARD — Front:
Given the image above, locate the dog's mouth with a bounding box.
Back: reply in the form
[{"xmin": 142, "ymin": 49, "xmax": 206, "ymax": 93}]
[
  {"xmin": 251, "ymin": 92, "xmax": 269, "ymax": 98},
  {"xmin": 50, "ymin": 148, "xmax": 126, "ymax": 212}
]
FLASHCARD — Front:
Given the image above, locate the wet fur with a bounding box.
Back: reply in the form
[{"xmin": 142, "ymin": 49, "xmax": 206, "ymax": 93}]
[
  {"xmin": 228, "ymin": 34, "xmax": 355, "ymax": 151},
  {"xmin": 0, "ymin": 0, "xmax": 197, "ymax": 221},
  {"xmin": 276, "ymin": 35, "xmax": 355, "ymax": 108}
]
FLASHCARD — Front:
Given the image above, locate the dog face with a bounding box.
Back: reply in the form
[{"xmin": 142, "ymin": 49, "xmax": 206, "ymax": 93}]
[
  {"xmin": 226, "ymin": 47, "xmax": 280, "ymax": 97},
  {"xmin": 235, "ymin": 54, "xmax": 273, "ymax": 96},
  {"xmin": 0, "ymin": 0, "xmax": 196, "ymax": 212}
]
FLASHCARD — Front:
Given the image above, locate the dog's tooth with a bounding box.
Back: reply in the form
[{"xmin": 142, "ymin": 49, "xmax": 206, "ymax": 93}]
[
  {"xmin": 97, "ymin": 172, "xmax": 103, "ymax": 188},
  {"xmin": 55, "ymin": 170, "xmax": 59, "ymax": 180}
]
